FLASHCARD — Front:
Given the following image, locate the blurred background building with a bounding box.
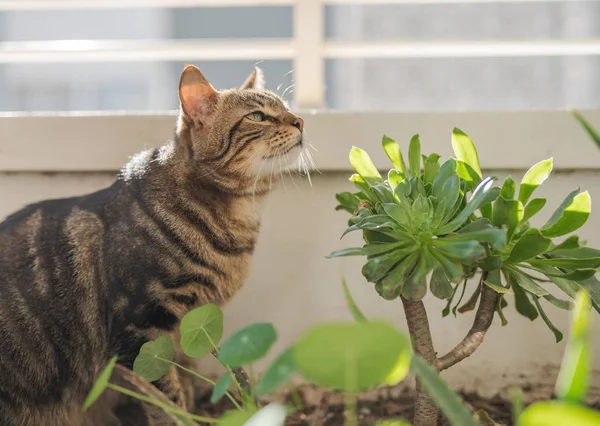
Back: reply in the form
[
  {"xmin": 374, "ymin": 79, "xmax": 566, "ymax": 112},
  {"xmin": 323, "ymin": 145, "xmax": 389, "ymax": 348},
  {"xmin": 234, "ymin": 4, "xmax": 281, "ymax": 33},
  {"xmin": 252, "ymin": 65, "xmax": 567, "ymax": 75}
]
[{"xmin": 1, "ymin": 1, "xmax": 599, "ymax": 112}]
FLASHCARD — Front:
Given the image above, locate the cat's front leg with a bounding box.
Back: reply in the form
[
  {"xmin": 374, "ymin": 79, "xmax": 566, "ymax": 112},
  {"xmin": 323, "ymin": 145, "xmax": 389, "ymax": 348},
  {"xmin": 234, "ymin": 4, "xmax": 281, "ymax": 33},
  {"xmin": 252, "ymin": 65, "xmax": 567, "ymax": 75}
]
[{"xmin": 153, "ymin": 364, "xmax": 187, "ymax": 410}]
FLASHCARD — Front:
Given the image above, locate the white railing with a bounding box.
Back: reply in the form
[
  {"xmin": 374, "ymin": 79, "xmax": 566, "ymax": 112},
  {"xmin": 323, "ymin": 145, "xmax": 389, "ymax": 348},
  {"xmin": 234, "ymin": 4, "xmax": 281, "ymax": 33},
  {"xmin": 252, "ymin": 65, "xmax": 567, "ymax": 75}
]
[{"xmin": 1, "ymin": 0, "xmax": 600, "ymax": 109}]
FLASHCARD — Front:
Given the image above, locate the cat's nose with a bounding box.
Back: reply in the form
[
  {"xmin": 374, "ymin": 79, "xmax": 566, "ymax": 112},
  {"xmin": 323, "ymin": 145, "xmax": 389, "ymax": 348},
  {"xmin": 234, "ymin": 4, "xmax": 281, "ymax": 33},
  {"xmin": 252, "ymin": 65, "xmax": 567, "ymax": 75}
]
[{"xmin": 291, "ymin": 116, "xmax": 304, "ymax": 132}]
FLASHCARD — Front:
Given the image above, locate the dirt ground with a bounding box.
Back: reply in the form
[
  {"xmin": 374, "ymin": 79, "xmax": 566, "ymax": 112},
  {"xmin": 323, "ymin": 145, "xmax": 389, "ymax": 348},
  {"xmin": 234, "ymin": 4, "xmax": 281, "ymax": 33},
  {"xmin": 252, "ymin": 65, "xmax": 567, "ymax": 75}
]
[{"xmin": 194, "ymin": 384, "xmax": 516, "ymax": 426}]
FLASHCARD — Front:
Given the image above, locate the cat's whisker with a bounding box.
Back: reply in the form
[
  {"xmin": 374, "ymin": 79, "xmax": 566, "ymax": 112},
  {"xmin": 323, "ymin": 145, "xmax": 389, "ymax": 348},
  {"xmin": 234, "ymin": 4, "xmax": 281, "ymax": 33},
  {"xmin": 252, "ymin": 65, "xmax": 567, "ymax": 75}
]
[{"xmin": 281, "ymin": 83, "xmax": 296, "ymax": 100}]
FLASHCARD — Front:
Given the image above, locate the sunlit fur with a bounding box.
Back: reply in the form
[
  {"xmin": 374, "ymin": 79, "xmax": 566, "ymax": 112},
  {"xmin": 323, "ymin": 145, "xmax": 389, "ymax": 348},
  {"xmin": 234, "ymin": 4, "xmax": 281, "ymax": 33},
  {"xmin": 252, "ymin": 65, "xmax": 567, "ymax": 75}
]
[{"xmin": 0, "ymin": 66, "xmax": 306, "ymax": 426}]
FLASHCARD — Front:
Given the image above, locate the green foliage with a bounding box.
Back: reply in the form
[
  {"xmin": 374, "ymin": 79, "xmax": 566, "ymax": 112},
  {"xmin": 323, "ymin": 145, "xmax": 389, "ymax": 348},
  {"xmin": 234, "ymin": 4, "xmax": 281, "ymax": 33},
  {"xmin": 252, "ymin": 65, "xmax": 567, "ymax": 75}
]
[
  {"xmin": 218, "ymin": 322, "xmax": 277, "ymax": 367},
  {"xmin": 180, "ymin": 303, "xmax": 223, "ymax": 358},
  {"xmin": 83, "ymin": 355, "xmax": 118, "ymax": 411},
  {"xmin": 133, "ymin": 334, "xmax": 174, "ymax": 382},
  {"xmin": 292, "ymin": 321, "xmax": 412, "ymax": 392},
  {"xmin": 331, "ymin": 128, "xmax": 600, "ymax": 340},
  {"xmin": 517, "ymin": 289, "xmax": 600, "ymax": 426},
  {"xmin": 255, "ymin": 348, "xmax": 296, "ymax": 396}
]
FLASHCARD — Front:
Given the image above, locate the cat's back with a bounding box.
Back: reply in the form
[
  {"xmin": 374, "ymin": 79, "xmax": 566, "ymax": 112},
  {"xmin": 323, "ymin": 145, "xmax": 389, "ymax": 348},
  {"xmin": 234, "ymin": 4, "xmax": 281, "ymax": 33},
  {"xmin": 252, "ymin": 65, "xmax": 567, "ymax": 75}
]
[{"xmin": 0, "ymin": 184, "xmax": 119, "ymax": 424}]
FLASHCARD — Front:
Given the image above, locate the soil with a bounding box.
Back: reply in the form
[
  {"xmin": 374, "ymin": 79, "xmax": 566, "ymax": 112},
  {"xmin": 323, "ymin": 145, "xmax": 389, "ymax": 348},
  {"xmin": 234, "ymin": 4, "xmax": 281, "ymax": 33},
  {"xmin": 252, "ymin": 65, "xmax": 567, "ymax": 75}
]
[{"xmin": 194, "ymin": 384, "xmax": 516, "ymax": 426}]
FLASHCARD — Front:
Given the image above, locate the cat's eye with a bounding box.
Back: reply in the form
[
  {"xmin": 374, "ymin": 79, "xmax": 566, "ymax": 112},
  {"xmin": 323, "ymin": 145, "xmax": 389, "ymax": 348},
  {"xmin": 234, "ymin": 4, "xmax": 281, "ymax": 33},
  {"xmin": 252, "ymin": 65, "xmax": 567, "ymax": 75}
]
[{"xmin": 246, "ymin": 111, "xmax": 274, "ymax": 122}]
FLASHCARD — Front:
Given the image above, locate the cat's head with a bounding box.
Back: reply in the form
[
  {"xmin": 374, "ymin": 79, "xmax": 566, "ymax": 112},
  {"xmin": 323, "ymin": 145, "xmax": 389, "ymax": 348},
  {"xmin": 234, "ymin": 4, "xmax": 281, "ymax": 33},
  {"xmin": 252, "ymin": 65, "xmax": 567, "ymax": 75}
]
[{"xmin": 175, "ymin": 64, "xmax": 304, "ymax": 193}]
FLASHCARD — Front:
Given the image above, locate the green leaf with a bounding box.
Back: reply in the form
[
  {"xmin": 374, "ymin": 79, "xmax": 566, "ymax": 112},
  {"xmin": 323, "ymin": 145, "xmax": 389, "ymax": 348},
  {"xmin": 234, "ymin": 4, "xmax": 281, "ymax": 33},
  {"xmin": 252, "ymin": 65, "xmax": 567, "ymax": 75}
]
[
  {"xmin": 180, "ymin": 304, "xmax": 224, "ymax": 359},
  {"xmin": 504, "ymin": 228, "xmax": 552, "ymax": 265},
  {"xmin": 328, "ymin": 242, "xmax": 407, "ymax": 258},
  {"xmin": 432, "ymin": 239, "xmax": 486, "ymax": 264},
  {"xmin": 518, "ymin": 158, "xmax": 553, "ymax": 205},
  {"xmin": 491, "ymin": 197, "xmax": 524, "ymax": 240},
  {"xmin": 256, "ymin": 348, "xmax": 297, "ymax": 396},
  {"xmin": 572, "ymin": 109, "xmax": 600, "ymax": 148},
  {"xmin": 219, "ymin": 410, "xmax": 255, "ymax": 426},
  {"xmin": 377, "ymin": 252, "xmax": 419, "ymax": 299},
  {"xmin": 382, "ymin": 135, "xmax": 408, "ymax": 175},
  {"xmin": 458, "ymin": 284, "xmax": 481, "ymax": 313},
  {"xmin": 256, "ymin": 348, "xmax": 296, "ymax": 396},
  {"xmin": 496, "ymin": 294, "xmax": 508, "ymax": 326},
  {"xmin": 403, "ymin": 251, "xmax": 434, "ymax": 301},
  {"xmin": 522, "ymin": 198, "xmax": 547, "ymax": 223},
  {"xmin": 388, "ymin": 169, "xmax": 405, "ymax": 189},
  {"xmin": 408, "ymin": 134, "xmax": 421, "ymax": 176},
  {"xmin": 541, "ymin": 189, "xmax": 580, "ymax": 233},
  {"xmin": 528, "ymin": 257, "xmax": 600, "ymax": 270},
  {"xmin": 335, "ymin": 192, "xmax": 362, "ymax": 214},
  {"xmin": 349, "ymin": 147, "xmax": 383, "ymax": 187},
  {"xmin": 508, "ymin": 272, "xmax": 539, "ymax": 320},
  {"xmin": 484, "ymin": 269, "xmax": 512, "ymax": 294},
  {"xmin": 442, "ymin": 228, "xmax": 507, "ymax": 252},
  {"xmin": 423, "ymin": 153, "xmax": 441, "ymax": 185},
  {"xmin": 293, "ymin": 321, "xmax": 412, "ymax": 392},
  {"xmin": 341, "ymin": 276, "xmax": 367, "ymax": 322},
  {"xmin": 533, "ymin": 297, "xmax": 563, "ymax": 342},
  {"xmin": 541, "ymin": 191, "xmax": 591, "ymax": 238},
  {"xmin": 432, "ymin": 159, "xmax": 457, "ymax": 199},
  {"xmin": 451, "ymin": 127, "xmax": 482, "ymax": 179},
  {"xmin": 362, "ymin": 251, "xmax": 406, "ymax": 283},
  {"xmin": 542, "ymin": 268, "xmax": 598, "ymax": 282},
  {"xmin": 555, "ymin": 290, "xmax": 592, "ymax": 403},
  {"xmin": 543, "ymin": 294, "xmax": 573, "ymax": 310},
  {"xmin": 517, "ymin": 400, "xmax": 600, "ymax": 426},
  {"xmin": 429, "ymin": 247, "xmax": 463, "ymax": 283},
  {"xmin": 83, "ymin": 356, "xmax": 118, "ymax": 411},
  {"xmin": 512, "ymin": 269, "xmax": 550, "ymax": 297},
  {"xmin": 500, "ymin": 177, "xmax": 516, "ymax": 199},
  {"xmin": 410, "ymin": 356, "xmax": 479, "ymax": 426},
  {"xmin": 218, "ymin": 323, "xmax": 277, "ymax": 367},
  {"xmin": 455, "ymin": 160, "xmax": 482, "ymax": 191},
  {"xmin": 210, "ymin": 372, "xmax": 232, "ymax": 403},
  {"xmin": 430, "ymin": 268, "xmax": 454, "ymax": 299},
  {"xmin": 436, "ymin": 177, "xmax": 500, "ymax": 234},
  {"xmin": 133, "ymin": 334, "xmax": 174, "ymax": 382}
]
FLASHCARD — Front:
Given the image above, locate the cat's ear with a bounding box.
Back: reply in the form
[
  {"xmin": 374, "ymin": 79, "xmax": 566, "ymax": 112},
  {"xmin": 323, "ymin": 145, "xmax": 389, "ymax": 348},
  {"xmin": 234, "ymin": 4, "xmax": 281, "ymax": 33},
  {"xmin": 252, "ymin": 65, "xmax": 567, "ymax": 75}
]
[
  {"xmin": 178, "ymin": 64, "xmax": 218, "ymax": 120},
  {"xmin": 240, "ymin": 67, "xmax": 264, "ymax": 90}
]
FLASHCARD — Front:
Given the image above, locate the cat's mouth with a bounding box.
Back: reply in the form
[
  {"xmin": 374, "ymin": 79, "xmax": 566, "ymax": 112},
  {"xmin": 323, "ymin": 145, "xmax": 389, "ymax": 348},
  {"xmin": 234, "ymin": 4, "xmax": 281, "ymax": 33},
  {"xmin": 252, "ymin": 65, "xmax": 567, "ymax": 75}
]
[{"xmin": 265, "ymin": 139, "xmax": 302, "ymax": 159}]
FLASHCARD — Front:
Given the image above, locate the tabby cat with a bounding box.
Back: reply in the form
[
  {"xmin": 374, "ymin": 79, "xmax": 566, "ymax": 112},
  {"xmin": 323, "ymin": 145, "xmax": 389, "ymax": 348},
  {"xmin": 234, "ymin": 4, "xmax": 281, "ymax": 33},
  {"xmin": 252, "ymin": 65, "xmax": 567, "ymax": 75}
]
[{"xmin": 0, "ymin": 65, "xmax": 304, "ymax": 426}]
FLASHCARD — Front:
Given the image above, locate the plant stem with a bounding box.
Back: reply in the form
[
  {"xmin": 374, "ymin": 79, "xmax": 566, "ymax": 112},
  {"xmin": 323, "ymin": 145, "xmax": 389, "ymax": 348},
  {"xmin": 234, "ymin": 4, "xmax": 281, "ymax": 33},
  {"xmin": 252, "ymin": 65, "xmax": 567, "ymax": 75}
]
[
  {"xmin": 344, "ymin": 391, "xmax": 358, "ymax": 426},
  {"xmin": 157, "ymin": 357, "xmax": 243, "ymax": 410},
  {"xmin": 437, "ymin": 276, "xmax": 498, "ymax": 371},
  {"xmin": 106, "ymin": 383, "xmax": 215, "ymax": 424},
  {"xmin": 400, "ymin": 296, "xmax": 439, "ymax": 426}
]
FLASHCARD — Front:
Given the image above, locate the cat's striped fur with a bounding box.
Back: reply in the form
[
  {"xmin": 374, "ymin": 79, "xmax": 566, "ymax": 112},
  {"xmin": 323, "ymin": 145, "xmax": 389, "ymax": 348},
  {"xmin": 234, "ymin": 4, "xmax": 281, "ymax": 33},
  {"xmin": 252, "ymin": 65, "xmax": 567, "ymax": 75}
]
[{"xmin": 0, "ymin": 65, "xmax": 304, "ymax": 426}]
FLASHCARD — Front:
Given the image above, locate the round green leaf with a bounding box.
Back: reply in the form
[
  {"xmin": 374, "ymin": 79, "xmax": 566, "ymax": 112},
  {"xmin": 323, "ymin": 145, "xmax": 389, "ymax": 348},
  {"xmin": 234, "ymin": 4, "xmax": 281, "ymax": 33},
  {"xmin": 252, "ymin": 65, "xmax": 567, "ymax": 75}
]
[
  {"xmin": 218, "ymin": 323, "xmax": 277, "ymax": 367},
  {"xmin": 541, "ymin": 191, "xmax": 591, "ymax": 238},
  {"xmin": 210, "ymin": 372, "xmax": 232, "ymax": 404},
  {"xmin": 83, "ymin": 355, "xmax": 118, "ymax": 411},
  {"xmin": 180, "ymin": 303, "xmax": 224, "ymax": 358},
  {"xmin": 293, "ymin": 321, "xmax": 412, "ymax": 392},
  {"xmin": 133, "ymin": 334, "xmax": 174, "ymax": 382},
  {"xmin": 256, "ymin": 348, "xmax": 296, "ymax": 396},
  {"xmin": 517, "ymin": 401, "xmax": 600, "ymax": 426}
]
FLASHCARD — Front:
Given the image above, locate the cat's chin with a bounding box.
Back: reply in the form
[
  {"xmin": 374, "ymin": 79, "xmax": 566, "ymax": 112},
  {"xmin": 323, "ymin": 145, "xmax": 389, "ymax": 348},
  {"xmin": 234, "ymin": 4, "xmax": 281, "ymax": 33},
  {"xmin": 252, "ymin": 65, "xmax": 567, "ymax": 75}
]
[{"xmin": 256, "ymin": 144, "xmax": 303, "ymax": 176}]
